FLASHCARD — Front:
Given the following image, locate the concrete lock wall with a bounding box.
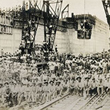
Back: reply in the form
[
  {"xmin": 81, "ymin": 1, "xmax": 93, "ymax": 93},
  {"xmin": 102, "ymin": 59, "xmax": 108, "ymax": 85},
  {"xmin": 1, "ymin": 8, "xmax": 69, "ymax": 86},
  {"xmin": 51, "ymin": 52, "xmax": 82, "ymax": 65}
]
[
  {"xmin": 0, "ymin": 16, "xmax": 109, "ymax": 56},
  {"xmin": 55, "ymin": 16, "xmax": 109, "ymax": 56},
  {"xmin": 0, "ymin": 28, "xmax": 21, "ymax": 55},
  {"xmin": 67, "ymin": 17, "xmax": 110, "ymax": 56}
]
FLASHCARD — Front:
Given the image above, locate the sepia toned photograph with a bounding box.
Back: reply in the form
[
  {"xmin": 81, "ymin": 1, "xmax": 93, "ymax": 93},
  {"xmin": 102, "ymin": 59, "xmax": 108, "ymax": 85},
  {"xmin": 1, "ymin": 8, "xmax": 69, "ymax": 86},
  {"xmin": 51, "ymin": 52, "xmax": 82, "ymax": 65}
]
[{"xmin": 0, "ymin": 0, "xmax": 110, "ymax": 110}]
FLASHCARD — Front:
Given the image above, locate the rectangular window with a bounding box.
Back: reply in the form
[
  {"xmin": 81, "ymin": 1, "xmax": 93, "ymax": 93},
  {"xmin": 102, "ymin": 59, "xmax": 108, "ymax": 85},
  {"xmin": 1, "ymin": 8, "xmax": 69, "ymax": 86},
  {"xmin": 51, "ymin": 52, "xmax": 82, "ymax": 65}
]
[
  {"xmin": 77, "ymin": 30, "xmax": 85, "ymax": 39},
  {"xmin": 77, "ymin": 30, "xmax": 91, "ymax": 39}
]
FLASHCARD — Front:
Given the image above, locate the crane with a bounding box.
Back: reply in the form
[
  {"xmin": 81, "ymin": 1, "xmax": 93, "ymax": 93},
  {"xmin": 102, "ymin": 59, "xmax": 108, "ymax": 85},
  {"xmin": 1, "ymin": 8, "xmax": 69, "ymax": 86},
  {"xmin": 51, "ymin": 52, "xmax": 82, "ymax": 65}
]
[
  {"xmin": 43, "ymin": 0, "xmax": 62, "ymax": 52},
  {"xmin": 19, "ymin": 0, "xmax": 42, "ymax": 56},
  {"xmin": 102, "ymin": 0, "xmax": 110, "ymax": 27},
  {"xmin": 17, "ymin": 0, "xmax": 63, "ymax": 58}
]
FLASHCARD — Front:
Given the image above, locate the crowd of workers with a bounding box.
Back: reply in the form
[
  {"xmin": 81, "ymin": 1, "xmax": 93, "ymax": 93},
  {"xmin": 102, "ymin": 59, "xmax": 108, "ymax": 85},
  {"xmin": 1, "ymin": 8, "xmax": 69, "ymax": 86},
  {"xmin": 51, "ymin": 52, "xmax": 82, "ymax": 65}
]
[{"xmin": 0, "ymin": 50, "xmax": 110, "ymax": 108}]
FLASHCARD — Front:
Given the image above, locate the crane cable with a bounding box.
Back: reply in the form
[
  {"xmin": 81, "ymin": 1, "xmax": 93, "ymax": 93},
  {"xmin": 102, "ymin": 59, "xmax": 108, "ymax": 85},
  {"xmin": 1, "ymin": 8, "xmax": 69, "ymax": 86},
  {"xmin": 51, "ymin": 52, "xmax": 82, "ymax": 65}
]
[{"xmin": 84, "ymin": 0, "xmax": 86, "ymax": 55}]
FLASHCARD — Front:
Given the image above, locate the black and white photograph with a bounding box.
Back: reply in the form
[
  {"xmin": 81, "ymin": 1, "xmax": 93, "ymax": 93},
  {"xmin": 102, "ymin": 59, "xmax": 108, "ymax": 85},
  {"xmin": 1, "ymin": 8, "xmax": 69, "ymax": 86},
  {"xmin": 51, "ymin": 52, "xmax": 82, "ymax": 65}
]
[{"xmin": 0, "ymin": 0, "xmax": 110, "ymax": 110}]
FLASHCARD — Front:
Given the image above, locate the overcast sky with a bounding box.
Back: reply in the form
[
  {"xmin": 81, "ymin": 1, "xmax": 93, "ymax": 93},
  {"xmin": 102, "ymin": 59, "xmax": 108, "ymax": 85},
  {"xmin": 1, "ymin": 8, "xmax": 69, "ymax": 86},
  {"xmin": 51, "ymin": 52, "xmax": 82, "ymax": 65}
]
[{"xmin": 0, "ymin": 0, "xmax": 107, "ymax": 23}]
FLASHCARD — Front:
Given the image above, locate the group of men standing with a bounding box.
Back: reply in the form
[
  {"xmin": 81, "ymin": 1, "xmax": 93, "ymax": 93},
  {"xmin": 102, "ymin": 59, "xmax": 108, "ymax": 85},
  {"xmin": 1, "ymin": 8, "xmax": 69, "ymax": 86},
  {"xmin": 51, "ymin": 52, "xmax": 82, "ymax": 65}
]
[{"xmin": 0, "ymin": 51, "xmax": 110, "ymax": 108}]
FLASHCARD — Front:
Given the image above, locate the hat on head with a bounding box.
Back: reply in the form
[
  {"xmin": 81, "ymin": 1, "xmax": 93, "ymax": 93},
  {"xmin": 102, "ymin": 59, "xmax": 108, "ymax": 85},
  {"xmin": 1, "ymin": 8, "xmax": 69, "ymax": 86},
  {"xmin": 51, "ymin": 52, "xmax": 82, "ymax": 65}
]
[
  {"xmin": 49, "ymin": 80, "xmax": 54, "ymax": 84},
  {"xmin": 4, "ymin": 81, "xmax": 9, "ymax": 85},
  {"xmin": 44, "ymin": 81, "xmax": 48, "ymax": 84},
  {"xmin": 38, "ymin": 82, "xmax": 42, "ymax": 86},
  {"xmin": 85, "ymin": 76, "xmax": 90, "ymax": 79},
  {"xmin": 76, "ymin": 76, "xmax": 81, "ymax": 80},
  {"xmin": 56, "ymin": 81, "xmax": 61, "ymax": 84},
  {"xmin": 92, "ymin": 78, "xmax": 95, "ymax": 80}
]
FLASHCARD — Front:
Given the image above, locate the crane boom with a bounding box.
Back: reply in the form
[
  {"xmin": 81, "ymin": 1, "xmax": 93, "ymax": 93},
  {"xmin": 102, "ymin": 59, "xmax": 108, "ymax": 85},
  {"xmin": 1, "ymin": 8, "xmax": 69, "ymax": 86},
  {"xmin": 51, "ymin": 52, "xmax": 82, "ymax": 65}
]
[
  {"xmin": 102, "ymin": 0, "xmax": 110, "ymax": 26},
  {"xmin": 43, "ymin": 0, "xmax": 63, "ymax": 52},
  {"xmin": 19, "ymin": 0, "xmax": 42, "ymax": 55}
]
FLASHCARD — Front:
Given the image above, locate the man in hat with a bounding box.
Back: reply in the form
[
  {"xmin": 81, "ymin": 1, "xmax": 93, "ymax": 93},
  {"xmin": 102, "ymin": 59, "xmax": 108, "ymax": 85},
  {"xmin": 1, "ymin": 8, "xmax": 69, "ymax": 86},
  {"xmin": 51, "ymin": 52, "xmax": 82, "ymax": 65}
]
[
  {"xmin": 54, "ymin": 61, "xmax": 59, "ymax": 74},
  {"xmin": 25, "ymin": 82, "xmax": 31, "ymax": 103},
  {"xmin": 97, "ymin": 78, "xmax": 104, "ymax": 95},
  {"xmin": 83, "ymin": 76, "xmax": 91, "ymax": 98},
  {"xmin": 43, "ymin": 81, "xmax": 49, "ymax": 103},
  {"xmin": 0, "ymin": 82, "xmax": 4, "ymax": 105},
  {"xmin": 89, "ymin": 78, "xmax": 97, "ymax": 96},
  {"xmin": 69, "ymin": 78, "xmax": 75, "ymax": 95},
  {"xmin": 106, "ymin": 77, "xmax": 110, "ymax": 95},
  {"xmin": 48, "ymin": 80, "xmax": 55, "ymax": 101},
  {"xmin": 37, "ymin": 82, "xmax": 43, "ymax": 104},
  {"xmin": 31, "ymin": 82, "xmax": 37, "ymax": 103},
  {"xmin": 11, "ymin": 81, "xmax": 18, "ymax": 105},
  {"xmin": 102, "ymin": 60, "xmax": 107, "ymax": 74},
  {"xmin": 53, "ymin": 80, "xmax": 58, "ymax": 98},
  {"xmin": 3, "ymin": 81, "xmax": 13, "ymax": 107},
  {"xmin": 76, "ymin": 77, "xmax": 83, "ymax": 96},
  {"xmin": 56, "ymin": 80, "xmax": 63, "ymax": 97},
  {"xmin": 48, "ymin": 61, "xmax": 55, "ymax": 74}
]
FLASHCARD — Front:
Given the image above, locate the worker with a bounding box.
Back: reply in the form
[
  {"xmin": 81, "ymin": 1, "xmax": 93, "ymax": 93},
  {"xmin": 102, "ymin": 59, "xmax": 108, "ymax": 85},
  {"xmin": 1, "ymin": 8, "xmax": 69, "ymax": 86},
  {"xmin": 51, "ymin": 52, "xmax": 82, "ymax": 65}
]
[
  {"xmin": 83, "ymin": 77, "xmax": 91, "ymax": 98},
  {"xmin": 76, "ymin": 77, "xmax": 83, "ymax": 96},
  {"xmin": 89, "ymin": 78, "xmax": 97, "ymax": 96},
  {"xmin": 97, "ymin": 79, "xmax": 104, "ymax": 95},
  {"xmin": 3, "ymin": 81, "xmax": 13, "ymax": 107},
  {"xmin": 43, "ymin": 81, "xmax": 49, "ymax": 103}
]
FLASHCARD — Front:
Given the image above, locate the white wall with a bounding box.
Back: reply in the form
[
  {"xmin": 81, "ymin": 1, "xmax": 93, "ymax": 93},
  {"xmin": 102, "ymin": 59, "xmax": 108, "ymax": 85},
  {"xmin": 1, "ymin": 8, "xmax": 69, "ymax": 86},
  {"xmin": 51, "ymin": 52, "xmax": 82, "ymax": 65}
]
[
  {"xmin": 0, "ymin": 28, "xmax": 21, "ymax": 54},
  {"xmin": 0, "ymin": 16, "xmax": 109, "ymax": 56},
  {"xmin": 66, "ymin": 17, "xmax": 109, "ymax": 56}
]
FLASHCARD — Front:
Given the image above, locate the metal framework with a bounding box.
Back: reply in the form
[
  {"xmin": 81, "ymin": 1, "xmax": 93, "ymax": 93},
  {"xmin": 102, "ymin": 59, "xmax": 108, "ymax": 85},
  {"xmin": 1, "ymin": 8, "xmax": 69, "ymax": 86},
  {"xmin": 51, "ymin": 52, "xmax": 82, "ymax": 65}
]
[
  {"xmin": 102, "ymin": 0, "xmax": 110, "ymax": 26},
  {"xmin": 19, "ymin": 0, "xmax": 63, "ymax": 56},
  {"xmin": 43, "ymin": 0, "xmax": 63, "ymax": 51},
  {"xmin": 61, "ymin": 4, "xmax": 69, "ymax": 19},
  {"xmin": 76, "ymin": 15, "xmax": 94, "ymax": 39},
  {"xmin": 20, "ymin": 0, "xmax": 42, "ymax": 55}
]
